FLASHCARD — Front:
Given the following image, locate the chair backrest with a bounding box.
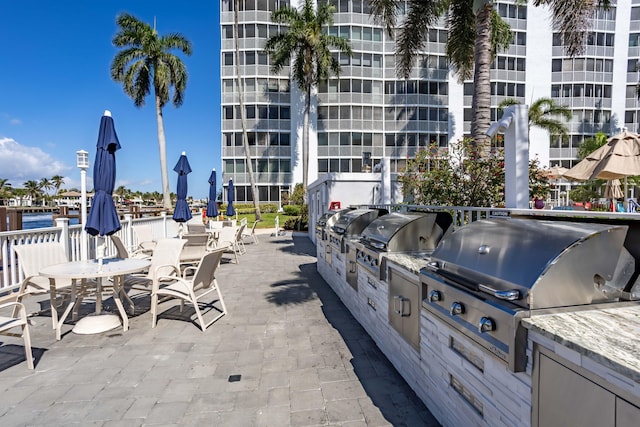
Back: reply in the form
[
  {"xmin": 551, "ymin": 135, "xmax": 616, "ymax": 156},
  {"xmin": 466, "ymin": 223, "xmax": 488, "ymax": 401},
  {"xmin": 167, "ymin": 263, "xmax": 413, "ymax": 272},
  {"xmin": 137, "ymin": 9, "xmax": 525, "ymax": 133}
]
[
  {"xmin": 234, "ymin": 224, "xmax": 246, "ymax": 242},
  {"xmin": 216, "ymin": 226, "xmax": 237, "ymax": 246},
  {"xmin": 209, "ymin": 221, "xmax": 224, "ymax": 230},
  {"xmin": 149, "ymin": 238, "xmax": 187, "ymax": 280},
  {"xmin": 14, "ymin": 242, "xmax": 69, "ymax": 279},
  {"xmin": 240, "ymin": 217, "xmax": 248, "ymax": 226},
  {"xmin": 249, "ymin": 220, "xmax": 260, "ymax": 234},
  {"xmin": 183, "ymin": 233, "xmax": 210, "ymax": 247},
  {"xmin": 187, "ymin": 223, "xmax": 207, "ymax": 234},
  {"xmin": 191, "ymin": 248, "xmax": 225, "ymax": 292},
  {"xmin": 133, "ymin": 224, "xmax": 155, "ymax": 246},
  {"xmin": 110, "ymin": 235, "xmax": 129, "ymax": 258}
]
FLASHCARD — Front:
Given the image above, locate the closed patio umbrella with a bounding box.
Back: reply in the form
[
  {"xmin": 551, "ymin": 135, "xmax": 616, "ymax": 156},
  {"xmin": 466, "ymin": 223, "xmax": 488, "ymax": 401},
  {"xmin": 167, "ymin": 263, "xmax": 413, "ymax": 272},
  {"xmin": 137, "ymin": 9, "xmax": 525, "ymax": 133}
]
[
  {"xmin": 206, "ymin": 169, "xmax": 219, "ymax": 219},
  {"xmin": 80, "ymin": 110, "xmax": 123, "ymax": 333},
  {"xmin": 85, "ymin": 110, "xmax": 121, "ymax": 239},
  {"xmin": 172, "ymin": 152, "xmax": 193, "ymax": 225},
  {"xmin": 226, "ymin": 179, "xmax": 235, "ymax": 217}
]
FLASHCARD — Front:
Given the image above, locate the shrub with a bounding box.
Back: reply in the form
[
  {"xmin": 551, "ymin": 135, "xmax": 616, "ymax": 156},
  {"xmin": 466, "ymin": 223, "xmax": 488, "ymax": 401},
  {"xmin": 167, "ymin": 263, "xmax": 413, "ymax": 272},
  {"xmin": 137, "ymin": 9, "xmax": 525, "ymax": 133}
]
[{"xmin": 283, "ymin": 205, "xmax": 301, "ymax": 216}]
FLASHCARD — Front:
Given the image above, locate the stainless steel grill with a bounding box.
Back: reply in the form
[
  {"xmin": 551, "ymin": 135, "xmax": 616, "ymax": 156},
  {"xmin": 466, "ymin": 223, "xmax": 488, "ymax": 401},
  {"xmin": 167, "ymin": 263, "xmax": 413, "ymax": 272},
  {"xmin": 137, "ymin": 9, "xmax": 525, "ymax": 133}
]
[
  {"xmin": 356, "ymin": 211, "xmax": 453, "ymax": 279},
  {"xmin": 315, "ymin": 209, "xmax": 350, "ymax": 242},
  {"xmin": 420, "ymin": 218, "xmax": 637, "ymax": 371},
  {"xmin": 328, "ymin": 208, "xmax": 386, "ymax": 253}
]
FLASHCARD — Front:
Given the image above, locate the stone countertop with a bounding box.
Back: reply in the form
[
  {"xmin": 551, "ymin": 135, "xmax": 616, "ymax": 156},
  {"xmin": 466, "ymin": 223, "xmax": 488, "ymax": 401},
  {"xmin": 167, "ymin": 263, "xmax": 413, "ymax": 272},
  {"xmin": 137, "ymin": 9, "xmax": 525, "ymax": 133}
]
[
  {"xmin": 384, "ymin": 252, "xmax": 432, "ymax": 276},
  {"xmin": 522, "ymin": 304, "xmax": 640, "ymax": 384}
]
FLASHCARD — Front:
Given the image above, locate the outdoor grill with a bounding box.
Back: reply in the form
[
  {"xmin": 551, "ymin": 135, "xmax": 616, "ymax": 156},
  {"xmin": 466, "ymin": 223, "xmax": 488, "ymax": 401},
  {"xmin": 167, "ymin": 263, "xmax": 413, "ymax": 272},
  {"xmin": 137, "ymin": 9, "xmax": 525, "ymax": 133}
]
[
  {"xmin": 356, "ymin": 211, "xmax": 453, "ymax": 280},
  {"xmin": 315, "ymin": 209, "xmax": 346, "ymax": 242},
  {"xmin": 328, "ymin": 208, "xmax": 387, "ymax": 253},
  {"xmin": 420, "ymin": 218, "xmax": 638, "ymax": 372}
]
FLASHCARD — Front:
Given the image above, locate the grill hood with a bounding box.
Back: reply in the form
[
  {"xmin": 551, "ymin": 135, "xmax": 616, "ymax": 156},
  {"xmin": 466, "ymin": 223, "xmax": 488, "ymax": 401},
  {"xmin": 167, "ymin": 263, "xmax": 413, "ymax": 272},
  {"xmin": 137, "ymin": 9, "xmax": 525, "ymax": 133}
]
[
  {"xmin": 360, "ymin": 211, "xmax": 453, "ymax": 252},
  {"xmin": 331, "ymin": 208, "xmax": 387, "ymax": 236},
  {"xmin": 425, "ymin": 218, "xmax": 633, "ymax": 309}
]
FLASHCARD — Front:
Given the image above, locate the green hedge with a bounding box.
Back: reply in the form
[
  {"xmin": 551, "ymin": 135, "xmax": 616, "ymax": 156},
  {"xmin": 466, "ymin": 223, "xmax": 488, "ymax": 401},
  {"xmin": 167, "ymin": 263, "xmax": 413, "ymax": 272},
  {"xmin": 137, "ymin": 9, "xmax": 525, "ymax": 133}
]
[{"xmin": 218, "ymin": 203, "xmax": 279, "ymax": 214}]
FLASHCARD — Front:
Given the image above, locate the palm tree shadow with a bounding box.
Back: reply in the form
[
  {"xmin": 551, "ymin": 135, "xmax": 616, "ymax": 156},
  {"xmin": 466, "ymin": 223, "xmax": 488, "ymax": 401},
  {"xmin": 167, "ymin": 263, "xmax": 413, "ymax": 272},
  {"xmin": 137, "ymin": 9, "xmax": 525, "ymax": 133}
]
[{"xmin": 265, "ymin": 235, "xmax": 434, "ymax": 425}]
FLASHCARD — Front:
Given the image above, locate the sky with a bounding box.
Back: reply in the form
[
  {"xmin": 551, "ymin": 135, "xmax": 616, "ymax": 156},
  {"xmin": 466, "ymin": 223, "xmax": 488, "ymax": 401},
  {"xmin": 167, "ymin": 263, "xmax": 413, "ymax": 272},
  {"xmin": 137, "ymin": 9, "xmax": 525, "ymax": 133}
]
[{"xmin": 0, "ymin": 1, "xmax": 221, "ymax": 199}]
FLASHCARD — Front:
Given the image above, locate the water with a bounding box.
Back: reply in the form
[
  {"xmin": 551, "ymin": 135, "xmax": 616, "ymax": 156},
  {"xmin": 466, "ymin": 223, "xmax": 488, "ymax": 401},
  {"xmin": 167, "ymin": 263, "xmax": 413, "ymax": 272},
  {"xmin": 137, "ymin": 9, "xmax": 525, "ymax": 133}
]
[{"xmin": 14, "ymin": 212, "xmax": 80, "ymax": 230}]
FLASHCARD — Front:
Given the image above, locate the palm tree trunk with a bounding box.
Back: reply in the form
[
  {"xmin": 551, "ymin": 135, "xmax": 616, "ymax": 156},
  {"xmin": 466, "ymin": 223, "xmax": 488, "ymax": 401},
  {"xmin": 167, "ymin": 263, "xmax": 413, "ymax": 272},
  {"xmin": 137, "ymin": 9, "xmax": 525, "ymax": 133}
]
[
  {"xmin": 155, "ymin": 95, "xmax": 172, "ymax": 210},
  {"xmin": 470, "ymin": 3, "xmax": 493, "ymax": 149},
  {"xmin": 234, "ymin": 0, "xmax": 262, "ymax": 220},
  {"xmin": 302, "ymin": 83, "xmax": 311, "ymax": 204}
]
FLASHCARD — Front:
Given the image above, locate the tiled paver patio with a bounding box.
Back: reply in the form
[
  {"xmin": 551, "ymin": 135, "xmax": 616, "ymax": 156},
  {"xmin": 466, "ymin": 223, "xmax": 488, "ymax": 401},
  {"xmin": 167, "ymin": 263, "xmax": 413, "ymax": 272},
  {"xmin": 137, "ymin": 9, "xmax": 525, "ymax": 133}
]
[{"xmin": 0, "ymin": 232, "xmax": 439, "ymax": 426}]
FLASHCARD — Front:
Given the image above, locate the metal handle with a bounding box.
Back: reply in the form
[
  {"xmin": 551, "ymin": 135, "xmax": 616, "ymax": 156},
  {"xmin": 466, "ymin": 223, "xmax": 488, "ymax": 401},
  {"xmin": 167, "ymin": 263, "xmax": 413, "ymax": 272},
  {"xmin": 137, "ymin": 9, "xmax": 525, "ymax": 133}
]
[
  {"xmin": 393, "ymin": 295, "xmax": 402, "ymax": 314},
  {"xmin": 348, "ymin": 260, "xmax": 356, "ymax": 273},
  {"xmin": 478, "ymin": 284, "xmax": 520, "ymax": 301},
  {"xmin": 425, "ymin": 261, "xmax": 440, "ymax": 271},
  {"xmin": 400, "ymin": 298, "xmax": 410, "ymax": 317}
]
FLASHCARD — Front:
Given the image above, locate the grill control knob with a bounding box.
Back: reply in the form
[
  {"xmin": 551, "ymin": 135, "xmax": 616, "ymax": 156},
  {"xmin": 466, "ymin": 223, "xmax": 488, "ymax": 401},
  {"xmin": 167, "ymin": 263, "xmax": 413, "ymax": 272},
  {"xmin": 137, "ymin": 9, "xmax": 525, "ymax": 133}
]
[
  {"xmin": 428, "ymin": 290, "xmax": 442, "ymax": 302},
  {"xmin": 450, "ymin": 302, "xmax": 464, "ymax": 316},
  {"xmin": 479, "ymin": 317, "xmax": 495, "ymax": 333}
]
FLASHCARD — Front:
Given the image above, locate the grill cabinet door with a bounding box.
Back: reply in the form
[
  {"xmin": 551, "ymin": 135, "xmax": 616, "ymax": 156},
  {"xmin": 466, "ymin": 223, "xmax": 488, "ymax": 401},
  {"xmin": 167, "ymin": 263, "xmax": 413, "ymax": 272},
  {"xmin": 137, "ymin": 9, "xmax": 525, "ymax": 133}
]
[{"xmin": 388, "ymin": 268, "xmax": 420, "ymax": 351}]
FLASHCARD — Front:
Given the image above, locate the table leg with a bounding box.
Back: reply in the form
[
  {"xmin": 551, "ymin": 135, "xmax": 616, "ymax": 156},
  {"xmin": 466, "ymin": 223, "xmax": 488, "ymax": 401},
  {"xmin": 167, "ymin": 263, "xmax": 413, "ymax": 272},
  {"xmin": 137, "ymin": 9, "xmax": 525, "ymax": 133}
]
[
  {"xmin": 49, "ymin": 278, "xmax": 58, "ymax": 330},
  {"xmin": 111, "ymin": 275, "xmax": 129, "ymax": 331}
]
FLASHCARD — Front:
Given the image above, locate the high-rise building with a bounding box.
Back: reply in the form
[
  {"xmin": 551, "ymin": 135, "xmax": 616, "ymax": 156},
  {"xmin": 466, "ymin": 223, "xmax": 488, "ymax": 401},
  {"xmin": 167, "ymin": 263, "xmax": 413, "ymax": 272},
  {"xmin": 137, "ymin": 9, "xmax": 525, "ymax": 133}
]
[{"xmin": 220, "ymin": 0, "xmax": 640, "ymax": 204}]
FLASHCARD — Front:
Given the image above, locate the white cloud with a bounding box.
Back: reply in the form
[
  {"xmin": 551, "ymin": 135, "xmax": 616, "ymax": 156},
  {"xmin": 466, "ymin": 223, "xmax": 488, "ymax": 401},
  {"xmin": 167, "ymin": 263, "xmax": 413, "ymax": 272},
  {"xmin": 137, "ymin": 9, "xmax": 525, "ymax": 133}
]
[
  {"xmin": 9, "ymin": 118, "xmax": 22, "ymax": 125},
  {"xmin": 0, "ymin": 137, "xmax": 72, "ymax": 185}
]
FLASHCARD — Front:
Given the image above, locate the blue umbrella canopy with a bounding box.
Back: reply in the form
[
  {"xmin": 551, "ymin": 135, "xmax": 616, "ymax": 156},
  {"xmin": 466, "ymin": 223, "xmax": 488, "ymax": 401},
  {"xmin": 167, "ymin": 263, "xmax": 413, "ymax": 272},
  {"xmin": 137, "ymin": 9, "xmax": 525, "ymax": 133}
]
[
  {"xmin": 172, "ymin": 152, "xmax": 193, "ymax": 223},
  {"xmin": 206, "ymin": 169, "xmax": 219, "ymax": 218},
  {"xmin": 226, "ymin": 179, "xmax": 236, "ymax": 216},
  {"xmin": 85, "ymin": 111, "xmax": 121, "ymax": 237}
]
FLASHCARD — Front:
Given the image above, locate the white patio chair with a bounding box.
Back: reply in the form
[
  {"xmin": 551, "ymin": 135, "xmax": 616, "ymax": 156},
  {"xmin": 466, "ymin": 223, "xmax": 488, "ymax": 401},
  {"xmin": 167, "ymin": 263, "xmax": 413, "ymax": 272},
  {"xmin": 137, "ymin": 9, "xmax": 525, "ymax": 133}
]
[
  {"xmin": 179, "ymin": 233, "xmax": 216, "ymax": 271},
  {"xmin": 215, "ymin": 226, "xmax": 241, "ymax": 264},
  {"xmin": 151, "ymin": 247, "xmax": 227, "ymax": 331},
  {"xmin": 132, "ymin": 224, "xmax": 157, "ymax": 255},
  {"xmin": 0, "ymin": 298, "xmax": 34, "ymax": 369},
  {"xmin": 123, "ymin": 238, "xmax": 186, "ymax": 312},
  {"xmin": 234, "ymin": 223, "xmax": 247, "ymax": 255},
  {"xmin": 110, "ymin": 234, "xmax": 150, "ymax": 260},
  {"xmin": 13, "ymin": 242, "xmax": 94, "ymax": 329},
  {"xmin": 242, "ymin": 220, "xmax": 261, "ymax": 245}
]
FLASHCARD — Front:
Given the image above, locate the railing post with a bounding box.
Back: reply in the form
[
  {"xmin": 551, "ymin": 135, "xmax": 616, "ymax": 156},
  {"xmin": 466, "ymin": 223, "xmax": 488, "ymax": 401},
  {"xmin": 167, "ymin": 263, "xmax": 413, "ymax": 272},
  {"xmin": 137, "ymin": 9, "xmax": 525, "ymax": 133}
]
[
  {"xmin": 56, "ymin": 217, "xmax": 70, "ymax": 260},
  {"xmin": 124, "ymin": 214, "xmax": 134, "ymax": 254},
  {"xmin": 161, "ymin": 211, "xmax": 167, "ymax": 238}
]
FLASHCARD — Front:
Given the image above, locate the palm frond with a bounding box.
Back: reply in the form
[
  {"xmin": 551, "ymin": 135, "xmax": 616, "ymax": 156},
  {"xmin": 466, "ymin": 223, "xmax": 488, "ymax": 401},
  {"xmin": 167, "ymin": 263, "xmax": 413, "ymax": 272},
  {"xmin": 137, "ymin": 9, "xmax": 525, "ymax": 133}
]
[
  {"xmin": 533, "ymin": 0, "xmax": 610, "ymax": 57},
  {"xmin": 369, "ymin": 0, "xmax": 401, "ymax": 37},
  {"xmin": 396, "ymin": 0, "xmax": 445, "ymax": 78},
  {"xmin": 447, "ymin": 0, "xmax": 476, "ymax": 80}
]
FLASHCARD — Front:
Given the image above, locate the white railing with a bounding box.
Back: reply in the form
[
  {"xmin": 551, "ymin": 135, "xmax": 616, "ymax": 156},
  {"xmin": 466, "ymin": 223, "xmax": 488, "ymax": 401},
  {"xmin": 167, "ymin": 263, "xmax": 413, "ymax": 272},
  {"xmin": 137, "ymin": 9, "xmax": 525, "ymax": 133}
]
[{"xmin": 0, "ymin": 212, "xmax": 173, "ymax": 292}]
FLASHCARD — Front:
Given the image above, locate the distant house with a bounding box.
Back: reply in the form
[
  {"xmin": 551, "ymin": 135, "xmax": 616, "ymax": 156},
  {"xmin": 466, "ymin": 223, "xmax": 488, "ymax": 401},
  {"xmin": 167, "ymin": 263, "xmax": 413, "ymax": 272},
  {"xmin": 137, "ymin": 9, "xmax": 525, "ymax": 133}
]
[
  {"xmin": 55, "ymin": 191, "xmax": 94, "ymax": 208},
  {"xmin": 7, "ymin": 195, "xmax": 34, "ymax": 207}
]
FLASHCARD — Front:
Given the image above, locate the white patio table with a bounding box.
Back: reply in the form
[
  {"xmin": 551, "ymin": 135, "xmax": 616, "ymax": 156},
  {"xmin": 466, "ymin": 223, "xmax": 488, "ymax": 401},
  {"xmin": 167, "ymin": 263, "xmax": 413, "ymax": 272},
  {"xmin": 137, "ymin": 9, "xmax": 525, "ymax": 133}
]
[{"xmin": 40, "ymin": 257, "xmax": 150, "ymax": 340}]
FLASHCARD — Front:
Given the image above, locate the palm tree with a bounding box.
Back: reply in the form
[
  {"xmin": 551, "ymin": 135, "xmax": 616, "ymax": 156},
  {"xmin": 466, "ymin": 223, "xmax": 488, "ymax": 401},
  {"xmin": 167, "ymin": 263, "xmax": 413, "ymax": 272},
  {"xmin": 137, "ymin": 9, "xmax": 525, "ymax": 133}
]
[
  {"xmin": 111, "ymin": 13, "xmax": 192, "ymax": 210},
  {"xmin": 264, "ymin": 0, "xmax": 352, "ymax": 199},
  {"xmin": 51, "ymin": 175, "xmax": 65, "ymax": 196},
  {"xmin": 234, "ymin": 0, "xmax": 261, "ymax": 220},
  {"xmin": 498, "ymin": 97, "xmax": 572, "ymax": 136},
  {"xmin": 115, "ymin": 185, "xmax": 130, "ymax": 205},
  {"xmin": 39, "ymin": 178, "xmax": 53, "ymax": 206},
  {"xmin": 0, "ymin": 178, "xmax": 11, "ymax": 206},
  {"xmin": 369, "ymin": 0, "xmax": 611, "ymax": 146},
  {"xmin": 23, "ymin": 180, "xmax": 41, "ymax": 206}
]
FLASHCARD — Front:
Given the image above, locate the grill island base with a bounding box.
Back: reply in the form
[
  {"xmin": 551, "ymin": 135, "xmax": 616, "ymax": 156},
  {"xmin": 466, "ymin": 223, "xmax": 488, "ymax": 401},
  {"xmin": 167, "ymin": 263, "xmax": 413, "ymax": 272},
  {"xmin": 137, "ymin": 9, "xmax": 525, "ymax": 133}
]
[{"xmin": 316, "ymin": 218, "xmax": 640, "ymax": 427}]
